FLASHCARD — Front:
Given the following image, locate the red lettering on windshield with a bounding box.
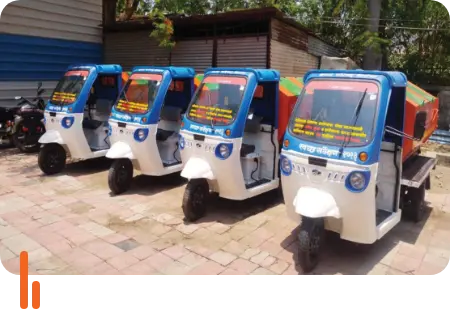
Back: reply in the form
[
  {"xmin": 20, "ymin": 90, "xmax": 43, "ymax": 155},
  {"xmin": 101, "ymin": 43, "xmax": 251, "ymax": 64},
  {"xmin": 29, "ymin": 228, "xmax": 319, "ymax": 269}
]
[
  {"xmin": 65, "ymin": 70, "xmax": 88, "ymax": 77},
  {"xmin": 131, "ymin": 73, "xmax": 162, "ymax": 81},
  {"xmin": 203, "ymin": 76, "xmax": 247, "ymax": 86}
]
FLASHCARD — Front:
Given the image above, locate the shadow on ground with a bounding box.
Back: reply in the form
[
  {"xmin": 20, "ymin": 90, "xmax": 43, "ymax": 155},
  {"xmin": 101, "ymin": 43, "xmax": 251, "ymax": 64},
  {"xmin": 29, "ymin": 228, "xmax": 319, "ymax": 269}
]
[
  {"xmin": 113, "ymin": 172, "xmax": 188, "ymax": 198},
  {"xmin": 282, "ymin": 203, "xmax": 433, "ymax": 275},
  {"xmin": 189, "ymin": 189, "xmax": 284, "ymax": 226}
]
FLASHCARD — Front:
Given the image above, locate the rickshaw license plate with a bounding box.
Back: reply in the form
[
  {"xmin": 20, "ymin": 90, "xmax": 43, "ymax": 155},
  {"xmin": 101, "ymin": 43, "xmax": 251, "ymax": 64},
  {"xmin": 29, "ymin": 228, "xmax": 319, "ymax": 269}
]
[
  {"xmin": 118, "ymin": 122, "xmax": 126, "ymax": 128},
  {"xmin": 49, "ymin": 112, "xmax": 56, "ymax": 117}
]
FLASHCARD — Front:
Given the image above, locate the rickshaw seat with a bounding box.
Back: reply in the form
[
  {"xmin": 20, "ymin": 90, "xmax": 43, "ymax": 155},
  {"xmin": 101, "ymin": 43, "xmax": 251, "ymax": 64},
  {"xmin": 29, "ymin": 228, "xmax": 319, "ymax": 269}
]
[
  {"xmin": 82, "ymin": 119, "xmax": 104, "ymax": 130},
  {"xmin": 156, "ymin": 129, "xmax": 175, "ymax": 142},
  {"xmin": 241, "ymin": 144, "xmax": 256, "ymax": 157}
]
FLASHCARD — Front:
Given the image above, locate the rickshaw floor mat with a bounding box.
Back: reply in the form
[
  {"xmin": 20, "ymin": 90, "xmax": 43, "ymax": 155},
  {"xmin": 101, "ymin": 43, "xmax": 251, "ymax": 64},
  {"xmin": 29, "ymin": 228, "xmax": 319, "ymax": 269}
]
[
  {"xmin": 82, "ymin": 119, "xmax": 104, "ymax": 130},
  {"xmin": 376, "ymin": 209, "xmax": 392, "ymax": 226},
  {"xmin": 163, "ymin": 161, "xmax": 180, "ymax": 168},
  {"xmin": 401, "ymin": 156, "xmax": 436, "ymax": 185},
  {"xmin": 245, "ymin": 178, "xmax": 271, "ymax": 189},
  {"xmin": 240, "ymin": 144, "xmax": 256, "ymax": 157},
  {"xmin": 157, "ymin": 129, "xmax": 175, "ymax": 142}
]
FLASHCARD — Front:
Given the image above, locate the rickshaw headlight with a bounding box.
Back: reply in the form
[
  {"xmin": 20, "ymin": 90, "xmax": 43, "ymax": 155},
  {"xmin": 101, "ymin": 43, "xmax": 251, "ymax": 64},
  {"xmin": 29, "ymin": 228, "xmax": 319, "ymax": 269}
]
[
  {"xmin": 134, "ymin": 128, "xmax": 149, "ymax": 142},
  {"xmin": 215, "ymin": 143, "xmax": 233, "ymax": 160},
  {"xmin": 61, "ymin": 117, "xmax": 74, "ymax": 129},
  {"xmin": 280, "ymin": 155, "xmax": 292, "ymax": 176},
  {"xmin": 346, "ymin": 171, "xmax": 370, "ymax": 192},
  {"xmin": 179, "ymin": 135, "xmax": 185, "ymax": 150}
]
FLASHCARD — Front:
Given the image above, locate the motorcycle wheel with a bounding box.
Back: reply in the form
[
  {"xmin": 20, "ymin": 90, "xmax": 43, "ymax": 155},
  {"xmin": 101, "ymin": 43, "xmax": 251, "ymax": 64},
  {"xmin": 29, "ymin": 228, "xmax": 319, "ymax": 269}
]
[{"xmin": 12, "ymin": 122, "xmax": 40, "ymax": 153}]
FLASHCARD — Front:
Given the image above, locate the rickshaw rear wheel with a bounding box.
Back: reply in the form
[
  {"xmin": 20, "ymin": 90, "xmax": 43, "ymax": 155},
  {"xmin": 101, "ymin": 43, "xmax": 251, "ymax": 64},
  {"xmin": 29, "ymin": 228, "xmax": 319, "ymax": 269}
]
[
  {"xmin": 402, "ymin": 184, "xmax": 425, "ymax": 223},
  {"xmin": 108, "ymin": 159, "xmax": 134, "ymax": 195},
  {"xmin": 297, "ymin": 217, "xmax": 325, "ymax": 273},
  {"xmin": 38, "ymin": 143, "xmax": 66, "ymax": 175},
  {"xmin": 182, "ymin": 179, "xmax": 209, "ymax": 222}
]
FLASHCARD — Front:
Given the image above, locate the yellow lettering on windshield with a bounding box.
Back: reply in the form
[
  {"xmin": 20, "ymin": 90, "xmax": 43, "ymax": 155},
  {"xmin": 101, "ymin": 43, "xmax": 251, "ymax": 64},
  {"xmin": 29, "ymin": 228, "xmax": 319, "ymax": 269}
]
[{"xmin": 292, "ymin": 117, "xmax": 367, "ymax": 144}]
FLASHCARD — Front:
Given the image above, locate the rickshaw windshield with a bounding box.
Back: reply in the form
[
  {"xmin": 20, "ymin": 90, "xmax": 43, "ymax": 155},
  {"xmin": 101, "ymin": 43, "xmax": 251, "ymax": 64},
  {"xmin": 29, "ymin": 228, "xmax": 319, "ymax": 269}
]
[
  {"xmin": 186, "ymin": 75, "xmax": 247, "ymax": 126},
  {"xmin": 289, "ymin": 79, "xmax": 379, "ymax": 147},
  {"xmin": 115, "ymin": 73, "xmax": 162, "ymax": 115},
  {"xmin": 50, "ymin": 70, "xmax": 89, "ymax": 106}
]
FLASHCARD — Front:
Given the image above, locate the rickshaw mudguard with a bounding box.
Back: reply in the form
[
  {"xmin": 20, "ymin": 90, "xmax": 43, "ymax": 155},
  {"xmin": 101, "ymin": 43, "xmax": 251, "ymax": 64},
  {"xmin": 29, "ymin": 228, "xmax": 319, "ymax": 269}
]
[
  {"xmin": 181, "ymin": 157, "xmax": 215, "ymax": 180},
  {"xmin": 106, "ymin": 141, "xmax": 136, "ymax": 160},
  {"xmin": 38, "ymin": 129, "xmax": 64, "ymax": 145},
  {"xmin": 293, "ymin": 187, "xmax": 341, "ymax": 219}
]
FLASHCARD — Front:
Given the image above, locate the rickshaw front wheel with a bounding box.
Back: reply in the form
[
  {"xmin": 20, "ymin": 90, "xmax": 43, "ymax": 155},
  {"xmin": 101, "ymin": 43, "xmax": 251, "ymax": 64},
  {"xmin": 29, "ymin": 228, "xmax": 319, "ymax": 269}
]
[
  {"xmin": 297, "ymin": 217, "xmax": 325, "ymax": 273},
  {"xmin": 108, "ymin": 159, "xmax": 134, "ymax": 195},
  {"xmin": 182, "ymin": 179, "xmax": 209, "ymax": 222},
  {"xmin": 38, "ymin": 143, "xmax": 67, "ymax": 175}
]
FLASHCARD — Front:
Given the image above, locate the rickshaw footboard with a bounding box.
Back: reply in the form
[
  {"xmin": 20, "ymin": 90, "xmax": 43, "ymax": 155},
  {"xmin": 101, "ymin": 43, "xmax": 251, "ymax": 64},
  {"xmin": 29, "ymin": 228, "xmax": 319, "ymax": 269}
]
[
  {"xmin": 376, "ymin": 209, "xmax": 392, "ymax": 226},
  {"xmin": 401, "ymin": 155, "xmax": 436, "ymax": 188},
  {"xmin": 245, "ymin": 178, "xmax": 271, "ymax": 189}
]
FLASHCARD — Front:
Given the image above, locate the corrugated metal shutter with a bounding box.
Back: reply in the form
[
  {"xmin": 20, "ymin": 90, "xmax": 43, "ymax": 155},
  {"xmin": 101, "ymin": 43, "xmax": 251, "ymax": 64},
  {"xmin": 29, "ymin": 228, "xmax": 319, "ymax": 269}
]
[
  {"xmin": 217, "ymin": 36, "xmax": 267, "ymax": 68},
  {"xmin": 104, "ymin": 31, "xmax": 171, "ymax": 71},
  {"xmin": 271, "ymin": 19, "xmax": 308, "ymax": 52},
  {"xmin": 170, "ymin": 40, "xmax": 213, "ymax": 73},
  {"xmin": 1, "ymin": 0, "xmax": 102, "ymax": 43},
  {"xmin": 271, "ymin": 40, "xmax": 319, "ymax": 76},
  {"xmin": 0, "ymin": 81, "xmax": 57, "ymax": 106}
]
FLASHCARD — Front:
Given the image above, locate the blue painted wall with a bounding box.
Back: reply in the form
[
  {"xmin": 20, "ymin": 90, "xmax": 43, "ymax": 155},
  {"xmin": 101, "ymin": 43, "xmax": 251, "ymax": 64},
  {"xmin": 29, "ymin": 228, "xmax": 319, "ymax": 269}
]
[{"xmin": 0, "ymin": 33, "xmax": 103, "ymax": 81}]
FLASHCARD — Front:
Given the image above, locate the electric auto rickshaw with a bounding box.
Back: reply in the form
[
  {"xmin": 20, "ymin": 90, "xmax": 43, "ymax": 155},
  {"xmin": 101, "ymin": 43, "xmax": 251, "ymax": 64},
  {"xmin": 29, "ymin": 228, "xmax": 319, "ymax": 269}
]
[
  {"xmin": 179, "ymin": 68, "xmax": 283, "ymax": 222},
  {"xmin": 38, "ymin": 64, "xmax": 126, "ymax": 175},
  {"xmin": 281, "ymin": 70, "xmax": 438, "ymax": 272},
  {"xmin": 106, "ymin": 66, "xmax": 196, "ymax": 194}
]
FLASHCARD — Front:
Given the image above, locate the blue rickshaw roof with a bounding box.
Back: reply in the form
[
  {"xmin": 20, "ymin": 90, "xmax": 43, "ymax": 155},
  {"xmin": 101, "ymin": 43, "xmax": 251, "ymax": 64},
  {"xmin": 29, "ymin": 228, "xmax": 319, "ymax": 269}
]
[
  {"xmin": 304, "ymin": 70, "xmax": 408, "ymax": 88},
  {"xmin": 67, "ymin": 64, "xmax": 123, "ymax": 74},
  {"xmin": 204, "ymin": 68, "xmax": 280, "ymax": 82},
  {"xmin": 131, "ymin": 66, "xmax": 196, "ymax": 79}
]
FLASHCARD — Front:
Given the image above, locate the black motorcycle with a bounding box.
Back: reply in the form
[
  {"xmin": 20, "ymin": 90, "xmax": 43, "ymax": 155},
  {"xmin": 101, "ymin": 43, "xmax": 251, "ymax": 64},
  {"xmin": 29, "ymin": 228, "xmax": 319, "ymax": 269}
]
[{"xmin": 0, "ymin": 82, "xmax": 46, "ymax": 153}]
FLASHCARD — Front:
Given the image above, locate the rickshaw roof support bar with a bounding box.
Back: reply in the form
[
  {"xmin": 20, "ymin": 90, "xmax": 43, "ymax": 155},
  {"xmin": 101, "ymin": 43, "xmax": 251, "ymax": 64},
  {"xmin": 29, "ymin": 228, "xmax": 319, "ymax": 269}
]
[{"xmin": 304, "ymin": 70, "xmax": 408, "ymax": 88}]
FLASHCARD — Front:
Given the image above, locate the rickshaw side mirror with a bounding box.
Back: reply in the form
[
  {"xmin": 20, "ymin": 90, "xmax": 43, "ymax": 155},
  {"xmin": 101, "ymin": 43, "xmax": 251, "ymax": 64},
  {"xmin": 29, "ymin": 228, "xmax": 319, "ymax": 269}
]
[{"xmin": 413, "ymin": 111, "xmax": 427, "ymax": 140}]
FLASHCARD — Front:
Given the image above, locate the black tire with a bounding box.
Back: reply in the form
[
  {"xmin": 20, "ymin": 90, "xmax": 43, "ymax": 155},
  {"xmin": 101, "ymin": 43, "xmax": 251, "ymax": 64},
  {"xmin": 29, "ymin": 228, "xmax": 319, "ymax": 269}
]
[
  {"xmin": 12, "ymin": 122, "xmax": 40, "ymax": 153},
  {"xmin": 297, "ymin": 217, "xmax": 325, "ymax": 273},
  {"xmin": 38, "ymin": 143, "xmax": 67, "ymax": 175},
  {"xmin": 402, "ymin": 184, "xmax": 425, "ymax": 223},
  {"xmin": 182, "ymin": 179, "xmax": 209, "ymax": 222},
  {"xmin": 108, "ymin": 159, "xmax": 134, "ymax": 195}
]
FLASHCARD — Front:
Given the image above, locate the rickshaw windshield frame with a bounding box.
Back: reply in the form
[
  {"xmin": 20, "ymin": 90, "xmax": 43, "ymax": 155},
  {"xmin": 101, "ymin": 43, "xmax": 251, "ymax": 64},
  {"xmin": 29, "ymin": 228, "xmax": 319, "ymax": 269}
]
[
  {"xmin": 114, "ymin": 73, "xmax": 162, "ymax": 115},
  {"xmin": 50, "ymin": 70, "xmax": 89, "ymax": 106},
  {"xmin": 288, "ymin": 78, "xmax": 381, "ymax": 148},
  {"xmin": 186, "ymin": 75, "xmax": 248, "ymax": 127}
]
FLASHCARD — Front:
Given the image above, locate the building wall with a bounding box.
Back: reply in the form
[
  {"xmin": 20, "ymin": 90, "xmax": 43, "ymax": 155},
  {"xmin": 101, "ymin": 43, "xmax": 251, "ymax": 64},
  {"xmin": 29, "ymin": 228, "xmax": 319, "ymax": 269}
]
[
  {"xmin": 217, "ymin": 36, "xmax": 268, "ymax": 68},
  {"xmin": 0, "ymin": 0, "xmax": 103, "ymax": 106},
  {"xmin": 308, "ymin": 36, "xmax": 340, "ymax": 58},
  {"xmin": 270, "ymin": 19, "xmax": 319, "ymax": 76}
]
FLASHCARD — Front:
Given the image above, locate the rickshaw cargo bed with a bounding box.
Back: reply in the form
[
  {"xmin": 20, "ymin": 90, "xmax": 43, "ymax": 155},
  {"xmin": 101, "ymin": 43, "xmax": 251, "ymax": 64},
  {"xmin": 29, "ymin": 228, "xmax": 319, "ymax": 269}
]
[{"xmin": 402, "ymin": 81, "xmax": 439, "ymax": 162}]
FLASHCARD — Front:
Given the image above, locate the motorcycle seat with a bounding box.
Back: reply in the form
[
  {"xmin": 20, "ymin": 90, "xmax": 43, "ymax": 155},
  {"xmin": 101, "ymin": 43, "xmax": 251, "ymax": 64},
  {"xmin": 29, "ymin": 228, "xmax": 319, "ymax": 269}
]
[
  {"xmin": 156, "ymin": 129, "xmax": 175, "ymax": 142},
  {"xmin": 82, "ymin": 119, "xmax": 103, "ymax": 130},
  {"xmin": 240, "ymin": 144, "xmax": 256, "ymax": 157}
]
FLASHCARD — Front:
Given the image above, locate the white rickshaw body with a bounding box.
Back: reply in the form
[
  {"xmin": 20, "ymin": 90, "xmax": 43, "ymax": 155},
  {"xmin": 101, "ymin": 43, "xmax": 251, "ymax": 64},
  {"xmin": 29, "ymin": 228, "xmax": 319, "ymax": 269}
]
[
  {"xmin": 106, "ymin": 66, "xmax": 196, "ymax": 180},
  {"xmin": 180, "ymin": 68, "xmax": 282, "ymax": 201},
  {"xmin": 281, "ymin": 70, "xmax": 413, "ymax": 245}
]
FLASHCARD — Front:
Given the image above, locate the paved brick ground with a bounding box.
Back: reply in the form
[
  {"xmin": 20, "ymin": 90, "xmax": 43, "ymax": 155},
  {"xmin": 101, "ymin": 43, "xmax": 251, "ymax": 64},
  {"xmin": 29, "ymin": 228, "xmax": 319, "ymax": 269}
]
[{"xmin": 1, "ymin": 146, "xmax": 449, "ymax": 275}]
